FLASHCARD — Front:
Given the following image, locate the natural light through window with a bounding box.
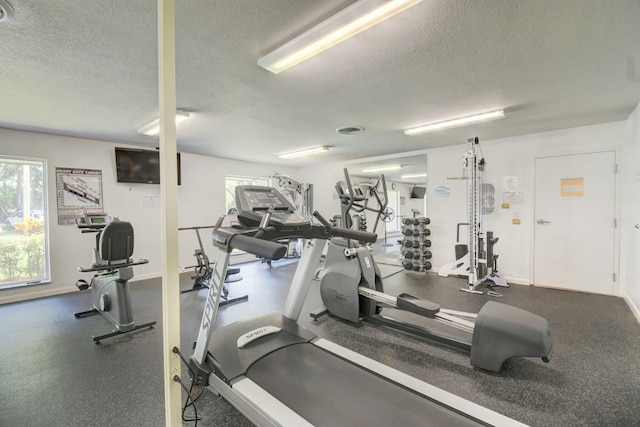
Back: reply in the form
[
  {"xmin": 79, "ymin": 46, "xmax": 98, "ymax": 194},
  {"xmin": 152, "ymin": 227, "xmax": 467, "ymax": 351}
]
[{"xmin": 0, "ymin": 157, "xmax": 49, "ymax": 288}]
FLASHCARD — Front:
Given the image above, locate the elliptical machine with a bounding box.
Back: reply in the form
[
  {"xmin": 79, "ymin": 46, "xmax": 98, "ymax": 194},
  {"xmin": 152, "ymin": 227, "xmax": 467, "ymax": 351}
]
[
  {"xmin": 178, "ymin": 225, "xmax": 247, "ymax": 307},
  {"xmin": 335, "ymin": 168, "xmax": 389, "ymax": 233},
  {"xmin": 74, "ymin": 212, "xmax": 155, "ymax": 344},
  {"xmin": 314, "ymin": 172, "xmax": 553, "ymax": 372}
]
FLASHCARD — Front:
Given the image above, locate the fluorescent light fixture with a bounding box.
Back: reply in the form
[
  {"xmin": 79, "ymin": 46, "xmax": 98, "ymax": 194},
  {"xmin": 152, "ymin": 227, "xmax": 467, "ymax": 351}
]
[
  {"xmin": 404, "ymin": 110, "xmax": 505, "ymax": 136},
  {"xmin": 258, "ymin": 0, "xmax": 423, "ymax": 74},
  {"xmin": 278, "ymin": 146, "xmax": 330, "ymax": 159},
  {"xmin": 400, "ymin": 173, "xmax": 427, "ymax": 179},
  {"xmin": 362, "ymin": 165, "xmax": 403, "ymax": 173},
  {"xmin": 137, "ymin": 111, "xmax": 190, "ymax": 136}
]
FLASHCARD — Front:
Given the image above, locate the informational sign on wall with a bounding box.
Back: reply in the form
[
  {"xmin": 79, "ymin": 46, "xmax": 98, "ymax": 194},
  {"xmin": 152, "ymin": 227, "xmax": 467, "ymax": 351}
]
[
  {"xmin": 434, "ymin": 185, "xmax": 451, "ymax": 198},
  {"xmin": 482, "ymin": 183, "xmax": 495, "ymax": 214},
  {"xmin": 561, "ymin": 177, "xmax": 584, "ymax": 197},
  {"xmin": 56, "ymin": 167, "xmax": 103, "ymax": 225},
  {"xmin": 503, "ymin": 191, "xmax": 524, "ymax": 205}
]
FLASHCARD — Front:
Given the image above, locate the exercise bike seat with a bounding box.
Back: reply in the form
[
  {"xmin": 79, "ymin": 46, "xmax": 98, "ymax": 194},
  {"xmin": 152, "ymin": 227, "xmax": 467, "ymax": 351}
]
[{"xmin": 79, "ymin": 221, "xmax": 149, "ymax": 272}]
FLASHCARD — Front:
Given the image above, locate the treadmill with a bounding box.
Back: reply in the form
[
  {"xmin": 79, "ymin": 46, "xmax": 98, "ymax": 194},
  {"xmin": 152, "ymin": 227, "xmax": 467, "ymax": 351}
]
[{"xmin": 188, "ymin": 185, "xmax": 527, "ymax": 427}]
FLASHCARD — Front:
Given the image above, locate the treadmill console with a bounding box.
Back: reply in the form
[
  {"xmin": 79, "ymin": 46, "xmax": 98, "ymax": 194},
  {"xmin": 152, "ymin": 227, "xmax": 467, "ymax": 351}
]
[{"xmin": 235, "ymin": 186, "xmax": 310, "ymax": 229}]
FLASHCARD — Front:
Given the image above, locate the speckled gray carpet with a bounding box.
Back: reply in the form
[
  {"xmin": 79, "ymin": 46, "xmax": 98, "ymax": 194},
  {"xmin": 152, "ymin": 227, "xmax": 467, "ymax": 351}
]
[{"xmin": 0, "ymin": 257, "xmax": 638, "ymax": 427}]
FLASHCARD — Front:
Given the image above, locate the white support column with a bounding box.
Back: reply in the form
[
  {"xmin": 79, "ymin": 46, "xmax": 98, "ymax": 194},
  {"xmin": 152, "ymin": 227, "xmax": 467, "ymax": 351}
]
[{"xmin": 157, "ymin": 1, "xmax": 182, "ymax": 425}]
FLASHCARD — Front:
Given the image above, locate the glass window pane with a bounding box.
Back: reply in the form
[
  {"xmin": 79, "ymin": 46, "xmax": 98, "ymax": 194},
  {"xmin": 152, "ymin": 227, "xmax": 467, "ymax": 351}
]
[{"xmin": 0, "ymin": 158, "xmax": 50, "ymax": 288}]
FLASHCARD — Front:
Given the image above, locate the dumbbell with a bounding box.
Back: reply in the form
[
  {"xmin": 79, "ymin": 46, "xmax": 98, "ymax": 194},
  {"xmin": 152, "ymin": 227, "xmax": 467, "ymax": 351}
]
[
  {"xmin": 402, "ymin": 239, "xmax": 431, "ymax": 249},
  {"xmin": 403, "ymin": 217, "xmax": 430, "ymax": 226},
  {"xmin": 402, "ymin": 260, "xmax": 432, "ymax": 271},
  {"xmin": 403, "ymin": 245, "xmax": 431, "ymax": 255},
  {"xmin": 402, "ymin": 250, "xmax": 432, "ymax": 260},
  {"xmin": 401, "ymin": 228, "xmax": 431, "ymax": 237}
]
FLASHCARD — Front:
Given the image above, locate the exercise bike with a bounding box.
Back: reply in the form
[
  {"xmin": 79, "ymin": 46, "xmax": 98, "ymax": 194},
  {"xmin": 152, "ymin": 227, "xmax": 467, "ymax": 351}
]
[
  {"xmin": 74, "ymin": 213, "xmax": 156, "ymax": 344},
  {"xmin": 179, "ymin": 225, "xmax": 247, "ymax": 307}
]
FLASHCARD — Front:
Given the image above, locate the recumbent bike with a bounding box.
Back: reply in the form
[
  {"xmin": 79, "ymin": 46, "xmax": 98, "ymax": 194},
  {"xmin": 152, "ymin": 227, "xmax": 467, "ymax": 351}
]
[{"xmin": 74, "ymin": 213, "xmax": 155, "ymax": 344}]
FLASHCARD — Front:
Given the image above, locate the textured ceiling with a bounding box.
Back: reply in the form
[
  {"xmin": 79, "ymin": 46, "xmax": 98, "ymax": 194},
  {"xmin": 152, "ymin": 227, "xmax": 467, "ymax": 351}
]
[{"xmin": 0, "ymin": 0, "xmax": 639, "ymax": 169}]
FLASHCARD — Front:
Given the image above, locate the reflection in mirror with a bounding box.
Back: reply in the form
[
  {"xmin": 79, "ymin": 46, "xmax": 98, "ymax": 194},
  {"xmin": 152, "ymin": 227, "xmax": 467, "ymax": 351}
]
[{"xmin": 344, "ymin": 154, "xmax": 427, "ymax": 238}]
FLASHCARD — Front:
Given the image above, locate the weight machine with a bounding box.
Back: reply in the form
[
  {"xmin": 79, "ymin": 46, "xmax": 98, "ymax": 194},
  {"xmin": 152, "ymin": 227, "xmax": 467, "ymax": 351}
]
[
  {"xmin": 271, "ymin": 172, "xmax": 312, "ymax": 216},
  {"xmin": 269, "ymin": 172, "xmax": 313, "ymax": 260},
  {"xmin": 438, "ymin": 137, "xmax": 508, "ymax": 295}
]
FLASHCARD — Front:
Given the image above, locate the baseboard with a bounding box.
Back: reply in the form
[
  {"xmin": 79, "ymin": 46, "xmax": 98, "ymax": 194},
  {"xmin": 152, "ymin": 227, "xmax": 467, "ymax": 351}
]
[
  {"xmin": 433, "ymin": 267, "xmax": 530, "ymax": 286},
  {"xmin": 504, "ymin": 276, "xmax": 530, "ymax": 286},
  {"xmin": 0, "ymin": 285, "xmax": 77, "ymax": 305},
  {"xmin": 130, "ymin": 272, "xmax": 162, "ymax": 282},
  {"xmin": 0, "ymin": 271, "xmax": 164, "ymax": 305},
  {"xmin": 622, "ymin": 292, "xmax": 640, "ymax": 325}
]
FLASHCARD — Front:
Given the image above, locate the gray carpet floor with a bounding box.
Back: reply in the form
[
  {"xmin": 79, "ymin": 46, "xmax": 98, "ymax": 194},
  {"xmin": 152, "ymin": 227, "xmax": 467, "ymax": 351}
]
[{"xmin": 0, "ymin": 255, "xmax": 639, "ymax": 427}]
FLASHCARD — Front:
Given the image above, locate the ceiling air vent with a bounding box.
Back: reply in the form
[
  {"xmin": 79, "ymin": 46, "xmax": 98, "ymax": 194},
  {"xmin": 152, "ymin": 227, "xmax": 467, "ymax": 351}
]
[
  {"xmin": 0, "ymin": 0, "xmax": 14, "ymax": 21},
  {"xmin": 336, "ymin": 126, "xmax": 364, "ymax": 135}
]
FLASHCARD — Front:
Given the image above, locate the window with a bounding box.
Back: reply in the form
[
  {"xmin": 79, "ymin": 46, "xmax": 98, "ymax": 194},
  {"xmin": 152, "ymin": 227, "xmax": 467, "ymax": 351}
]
[{"xmin": 0, "ymin": 158, "xmax": 49, "ymax": 288}]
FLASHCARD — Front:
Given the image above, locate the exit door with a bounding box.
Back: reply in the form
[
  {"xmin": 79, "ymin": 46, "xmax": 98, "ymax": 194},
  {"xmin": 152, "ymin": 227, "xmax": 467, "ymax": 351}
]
[{"xmin": 533, "ymin": 151, "xmax": 616, "ymax": 294}]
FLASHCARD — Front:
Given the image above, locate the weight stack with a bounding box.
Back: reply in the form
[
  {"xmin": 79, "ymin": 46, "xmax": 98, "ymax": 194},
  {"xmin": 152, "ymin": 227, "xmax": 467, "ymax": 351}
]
[{"xmin": 401, "ymin": 217, "xmax": 432, "ymax": 272}]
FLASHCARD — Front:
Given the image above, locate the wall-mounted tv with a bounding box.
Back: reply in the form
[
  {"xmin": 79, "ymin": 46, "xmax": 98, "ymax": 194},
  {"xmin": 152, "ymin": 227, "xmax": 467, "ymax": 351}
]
[
  {"xmin": 410, "ymin": 185, "xmax": 426, "ymax": 199},
  {"xmin": 115, "ymin": 147, "xmax": 181, "ymax": 185}
]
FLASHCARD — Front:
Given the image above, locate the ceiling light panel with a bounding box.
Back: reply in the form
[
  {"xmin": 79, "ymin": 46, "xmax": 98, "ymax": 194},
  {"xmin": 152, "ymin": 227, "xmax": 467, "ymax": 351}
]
[
  {"xmin": 400, "ymin": 173, "xmax": 427, "ymax": 179},
  {"xmin": 278, "ymin": 145, "xmax": 330, "ymax": 159},
  {"xmin": 258, "ymin": 0, "xmax": 423, "ymax": 74},
  {"xmin": 362, "ymin": 165, "xmax": 403, "ymax": 173},
  {"xmin": 404, "ymin": 110, "xmax": 505, "ymax": 136}
]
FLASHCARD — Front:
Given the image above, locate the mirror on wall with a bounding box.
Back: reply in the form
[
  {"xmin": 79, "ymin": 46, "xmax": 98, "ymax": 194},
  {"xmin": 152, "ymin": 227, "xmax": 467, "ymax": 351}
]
[{"xmin": 343, "ymin": 154, "xmax": 427, "ymax": 236}]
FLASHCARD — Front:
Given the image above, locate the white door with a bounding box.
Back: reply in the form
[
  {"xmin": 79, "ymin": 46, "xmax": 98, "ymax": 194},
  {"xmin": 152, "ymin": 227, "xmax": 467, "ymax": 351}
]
[
  {"xmin": 632, "ymin": 171, "xmax": 640, "ymax": 300},
  {"xmin": 533, "ymin": 151, "xmax": 616, "ymax": 294}
]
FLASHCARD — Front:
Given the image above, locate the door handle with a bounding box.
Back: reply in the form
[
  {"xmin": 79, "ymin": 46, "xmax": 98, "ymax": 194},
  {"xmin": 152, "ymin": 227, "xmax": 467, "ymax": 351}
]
[{"xmin": 536, "ymin": 219, "xmax": 551, "ymax": 225}]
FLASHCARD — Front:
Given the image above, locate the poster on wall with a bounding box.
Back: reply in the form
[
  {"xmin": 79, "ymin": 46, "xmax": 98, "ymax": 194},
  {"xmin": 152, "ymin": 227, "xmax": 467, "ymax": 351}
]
[
  {"xmin": 434, "ymin": 185, "xmax": 451, "ymax": 198},
  {"xmin": 56, "ymin": 167, "xmax": 103, "ymax": 225},
  {"xmin": 482, "ymin": 183, "xmax": 496, "ymax": 214}
]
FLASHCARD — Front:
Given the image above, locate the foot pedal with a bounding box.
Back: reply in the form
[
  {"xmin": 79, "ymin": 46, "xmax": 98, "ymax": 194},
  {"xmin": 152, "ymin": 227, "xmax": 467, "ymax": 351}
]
[
  {"xmin": 310, "ymin": 307, "xmax": 329, "ymax": 320},
  {"xmin": 76, "ymin": 279, "xmax": 89, "ymax": 290},
  {"xmin": 397, "ymin": 293, "xmax": 440, "ymax": 318}
]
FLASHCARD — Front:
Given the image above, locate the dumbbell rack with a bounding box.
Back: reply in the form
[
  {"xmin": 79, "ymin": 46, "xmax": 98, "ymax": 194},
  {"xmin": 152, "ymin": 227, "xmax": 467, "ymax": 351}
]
[
  {"xmin": 356, "ymin": 213, "xmax": 367, "ymax": 232},
  {"xmin": 401, "ymin": 217, "xmax": 432, "ymax": 272}
]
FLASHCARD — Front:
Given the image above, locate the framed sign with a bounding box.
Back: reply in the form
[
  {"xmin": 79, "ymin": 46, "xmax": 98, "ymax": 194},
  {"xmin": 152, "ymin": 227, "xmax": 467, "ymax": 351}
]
[{"xmin": 56, "ymin": 167, "xmax": 103, "ymax": 225}]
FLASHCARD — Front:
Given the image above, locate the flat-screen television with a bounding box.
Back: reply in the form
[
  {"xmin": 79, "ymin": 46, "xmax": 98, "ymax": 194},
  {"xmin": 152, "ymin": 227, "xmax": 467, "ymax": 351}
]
[
  {"xmin": 410, "ymin": 185, "xmax": 426, "ymax": 199},
  {"xmin": 115, "ymin": 147, "xmax": 181, "ymax": 185}
]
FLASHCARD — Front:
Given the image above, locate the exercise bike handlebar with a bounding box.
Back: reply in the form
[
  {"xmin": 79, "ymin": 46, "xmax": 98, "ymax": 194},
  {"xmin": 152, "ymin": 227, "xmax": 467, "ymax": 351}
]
[{"xmin": 229, "ymin": 234, "xmax": 288, "ymax": 260}]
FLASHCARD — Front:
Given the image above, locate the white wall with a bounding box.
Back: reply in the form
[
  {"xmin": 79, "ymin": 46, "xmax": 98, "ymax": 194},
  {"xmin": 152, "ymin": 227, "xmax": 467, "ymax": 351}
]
[
  {"xmin": 0, "ymin": 128, "xmax": 295, "ymax": 304},
  {"xmin": 301, "ymin": 121, "xmax": 627, "ymax": 288},
  {"xmin": 427, "ymin": 121, "xmax": 626, "ymax": 285},
  {"xmin": 620, "ymin": 103, "xmax": 640, "ymax": 318}
]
